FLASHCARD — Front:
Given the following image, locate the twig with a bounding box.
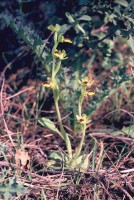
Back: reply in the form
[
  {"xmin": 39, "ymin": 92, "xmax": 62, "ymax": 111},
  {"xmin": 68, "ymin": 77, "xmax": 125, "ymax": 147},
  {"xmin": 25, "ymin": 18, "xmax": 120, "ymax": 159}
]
[
  {"xmin": 56, "ymin": 151, "xmax": 65, "ymax": 200},
  {"xmin": 103, "ymin": 108, "xmax": 134, "ymax": 119},
  {"xmin": 3, "ymin": 87, "xmax": 34, "ymax": 100},
  {"xmin": 0, "ymin": 76, "xmax": 15, "ymax": 148},
  {"xmin": 120, "ymin": 168, "xmax": 134, "ymax": 174},
  {"xmin": 121, "ymin": 188, "xmax": 133, "ymax": 200},
  {"xmin": 89, "ymin": 132, "xmax": 134, "ymax": 143},
  {"xmin": 2, "ymin": 49, "xmax": 27, "ymax": 75}
]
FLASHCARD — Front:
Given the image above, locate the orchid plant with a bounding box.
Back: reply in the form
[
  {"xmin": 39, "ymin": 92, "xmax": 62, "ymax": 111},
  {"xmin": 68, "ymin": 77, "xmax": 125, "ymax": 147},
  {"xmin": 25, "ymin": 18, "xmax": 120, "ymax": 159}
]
[{"xmin": 38, "ymin": 24, "xmax": 95, "ymax": 171}]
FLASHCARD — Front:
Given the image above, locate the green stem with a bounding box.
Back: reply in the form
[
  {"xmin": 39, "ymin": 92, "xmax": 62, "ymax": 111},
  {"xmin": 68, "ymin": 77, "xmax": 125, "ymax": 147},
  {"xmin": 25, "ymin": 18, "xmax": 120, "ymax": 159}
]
[
  {"xmin": 51, "ymin": 35, "xmax": 72, "ymax": 159},
  {"xmin": 54, "ymin": 60, "xmax": 61, "ymax": 77},
  {"xmin": 75, "ymin": 124, "xmax": 86, "ymax": 157},
  {"xmin": 54, "ymin": 97, "xmax": 72, "ymax": 159},
  {"xmin": 52, "ymin": 57, "xmax": 55, "ymax": 79},
  {"xmin": 78, "ymin": 96, "xmax": 83, "ymax": 116},
  {"xmin": 78, "ymin": 86, "xmax": 86, "ymax": 116}
]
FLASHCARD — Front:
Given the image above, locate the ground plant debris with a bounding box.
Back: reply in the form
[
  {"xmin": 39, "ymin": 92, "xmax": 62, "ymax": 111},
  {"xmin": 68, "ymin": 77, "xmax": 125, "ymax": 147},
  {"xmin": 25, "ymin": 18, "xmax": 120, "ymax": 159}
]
[{"xmin": 0, "ymin": 1, "xmax": 134, "ymax": 200}]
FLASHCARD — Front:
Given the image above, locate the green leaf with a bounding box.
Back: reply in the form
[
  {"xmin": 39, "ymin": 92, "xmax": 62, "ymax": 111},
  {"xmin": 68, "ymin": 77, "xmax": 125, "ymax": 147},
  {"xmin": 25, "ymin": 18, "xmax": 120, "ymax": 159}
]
[
  {"xmin": 49, "ymin": 151, "xmax": 68, "ymax": 162},
  {"xmin": 58, "ymin": 24, "xmax": 71, "ymax": 34},
  {"xmin": 113, "ymin": 125, "xmax": 134, "ymax": 137},
  {"xmin": 75, "ymin": 23, "xmax": 86, "ymax": 34},
  {"xmin": 128, "ymin": 35, "xmax": 134, "ymax": 53},
  {"xmin": 0, "ymin": 177, "xmax": 27, "ymax": 200},
  {"xmin": 38, "ymin": 118, "xmax": 63, "ymax": 139},
  {"xmin": 70, "ymin": 154, "xmax": 90, "ymax": 172},
  {"xmin": 115, "ymin": 0, "xmax": 128, "ymax": 7},
  {"xmin": 46, "ymin": 151, "xmax": 69, "ymax": 169},
  {"xmin": 48, "ymin": 24, "xmax": 61, "ymax": 32},
  {"xmin": 66, "ymin": 12, "xmax": 75, "ymax": 23},
  {"xmin": 49, "ymin": 151, "xmax": 63, "ymax": 161},
  {"xmin": 78, "ymin": 15, "xmax": 91, "ymax": 21},
  {"xmin": 0, "ymin": 13, "xmax": 50, "ymax": 74}
]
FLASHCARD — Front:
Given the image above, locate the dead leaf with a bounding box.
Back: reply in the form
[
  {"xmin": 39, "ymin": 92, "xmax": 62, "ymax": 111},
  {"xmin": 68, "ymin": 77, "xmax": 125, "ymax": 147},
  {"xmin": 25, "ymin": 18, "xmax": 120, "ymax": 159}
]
[{"xmin": 15, "ymin": 149, "xmax": 30, "ymax": 169}]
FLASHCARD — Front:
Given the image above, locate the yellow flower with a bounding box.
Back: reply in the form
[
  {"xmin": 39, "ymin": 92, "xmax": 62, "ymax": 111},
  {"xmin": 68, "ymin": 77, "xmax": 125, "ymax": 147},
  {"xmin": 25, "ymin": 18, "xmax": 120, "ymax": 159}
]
[
  {"xmin": 79, "ymin": 77, "xmax": 94, "ymax": 87},
  {"xmin": 54, "ymin": 50, "xmax": 67, "ymax": 60},
  {"xmin": 58, "ymin": 35, "xmax": 72, "ymax": 43},
  {"xmin": 42, "ymin": 81, "xmax": 51, "ymax": 87},
  {"xmin": 84, "ymin": 90, "xmax": 95, "ymax": 97},
  {"xmin": 42, "ymin": 78, "xmax": 57, "ymax": 88},
  {"xmin": 76, "ymin": 114, "xmax": 91, "ymax": 124},
  {"xmin": 63, "ymin": 38, "xmax": 72, "ymax": 43}
]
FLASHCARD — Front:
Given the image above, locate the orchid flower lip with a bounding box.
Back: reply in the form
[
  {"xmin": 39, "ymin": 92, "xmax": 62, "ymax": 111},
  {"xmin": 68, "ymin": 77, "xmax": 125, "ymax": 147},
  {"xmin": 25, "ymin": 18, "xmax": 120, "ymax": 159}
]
[
  {"xmin": 54, "ymin": 50, "xmax": 67, "ymax": 60},
  {"xmin": 42, "ymin": 81, "xmax": 51, "ymax": 87},
  {"xmin": 63, "ymin": 38, "xmax": 72, "ymax": 43},
  {"xmin": 79, "ymin": 76, "xmax": 94, "ymax": 87},
  {"xmin": 84, "ymin": 90, "xmax": 95, "ymax": 96},
  {"xmin": 76, "ymin": 114, "xmax": 89, "ymax": 124},
  {"xmin": 54, "ymin": 51, "xmax": 61, "ymax": 56},
  {"xmin": 42, "ymin": 78, "xmax": 57, "ymax": 88}
]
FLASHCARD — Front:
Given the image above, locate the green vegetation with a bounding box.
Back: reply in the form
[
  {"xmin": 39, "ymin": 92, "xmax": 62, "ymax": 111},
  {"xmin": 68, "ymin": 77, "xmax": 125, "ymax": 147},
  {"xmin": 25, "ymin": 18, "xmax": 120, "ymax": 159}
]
[{"xmin": 0, "ymin": 0, "xmax": 134, "ymax": 199}]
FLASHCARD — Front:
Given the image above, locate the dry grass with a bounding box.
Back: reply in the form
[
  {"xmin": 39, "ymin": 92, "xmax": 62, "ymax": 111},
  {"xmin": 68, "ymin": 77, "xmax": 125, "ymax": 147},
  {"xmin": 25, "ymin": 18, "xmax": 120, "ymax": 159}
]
[{"xmin": 0, "ymin": 63, "xmax": 134, "ymax": 200}]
